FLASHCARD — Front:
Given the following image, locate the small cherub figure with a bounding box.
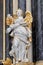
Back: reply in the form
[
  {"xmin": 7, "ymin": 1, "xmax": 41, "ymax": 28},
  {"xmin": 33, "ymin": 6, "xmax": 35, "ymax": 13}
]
[
  {"xmin": 6, "ymin": 14, "xmax": 13, "ymax": 26},
  {"xmin": 6, "ymin": 14, "xmax": 18, "ymax": 37}
]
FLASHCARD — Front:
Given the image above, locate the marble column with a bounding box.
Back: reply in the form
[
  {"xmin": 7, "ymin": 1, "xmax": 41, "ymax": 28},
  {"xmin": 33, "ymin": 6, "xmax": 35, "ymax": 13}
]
[
  {"xmin": 18, "ymin": 0, "xmax": 26, "ymax": 17},
  {"xmin": 3, "ymin": 0, "xmax": 6, "ymax": 60},
  {"xmin": 9, "ymin": 0, "xmax": 13, "ymax": 60},
  {"xmin": 5, "ymin": 0, "xmax": 9, "ymax": 15},
  {"xmin": 9, "ymin": 0, "xmax": 13, "ymax": 15},
  {"xmin": 13, "ymin": 0, "xmax": 18, "ymax": 14},
  {"xmin": 37, "ymin": 0, "xmax": 43, "ymax": 60},
  {"xmin": 5, "ymin": 0, "xmax": 13, "ymax": 61},
  {"xmin": 9, "ymin": 0, "xmax": 13, "ymax": 50},
  {"xmin": 26, "ymin": 0, "xmax": 31, "ymax": 12},
  {"xmin": 5, "ymin": 0, "xmax": 13, "ymax": 58},
  {"xmin": 31, "ymin": 0, "xmax": 36, "ymax": 62},
  {"xmin": 0, "ymin": 0, "xmax": 5, "ymax": 60},
  {"xmin": 5, "ymin": 0, "xmax": 10, "ymax": 58}
]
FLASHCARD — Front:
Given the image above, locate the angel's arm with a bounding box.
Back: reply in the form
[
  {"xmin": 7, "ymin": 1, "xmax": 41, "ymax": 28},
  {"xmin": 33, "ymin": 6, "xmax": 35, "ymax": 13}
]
[{"xmin": 6, "ymin": 23, "xmax": 20, "ymax": 33}]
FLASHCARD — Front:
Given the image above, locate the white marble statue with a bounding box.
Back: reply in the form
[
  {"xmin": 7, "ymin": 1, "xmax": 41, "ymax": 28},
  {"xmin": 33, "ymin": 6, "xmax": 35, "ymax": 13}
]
[{"xmin": 6, "ymin": 9, "xmax": 31, "ymax": 63}]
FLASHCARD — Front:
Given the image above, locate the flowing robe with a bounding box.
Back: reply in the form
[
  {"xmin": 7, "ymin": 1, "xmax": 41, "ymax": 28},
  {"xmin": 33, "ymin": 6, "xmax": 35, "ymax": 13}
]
[{"xmin": 6, "ymin": 16, "xmax": 31, "ymax": 62}]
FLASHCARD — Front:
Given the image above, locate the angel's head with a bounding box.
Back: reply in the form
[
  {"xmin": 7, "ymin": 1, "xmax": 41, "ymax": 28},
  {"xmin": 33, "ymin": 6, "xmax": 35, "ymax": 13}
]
[{"xmin": 16, "ymin": 9, "xmax": 23, "ymax": 17}]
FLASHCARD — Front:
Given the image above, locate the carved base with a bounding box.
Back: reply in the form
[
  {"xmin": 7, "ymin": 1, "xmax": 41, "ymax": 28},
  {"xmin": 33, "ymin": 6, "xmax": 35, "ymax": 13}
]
[
  {"xmin": 35, "ymin": 61, "xmax": 43, "ymax": 65},
  {"xmin": 16, "ymin": 62, "xmax": 34, "ymax": 65},
  {"xmin": 2, "ymin": 58, "xmax": 13, "ymax": 65},
  {"xmin": 0, "ymin": 62, "xmax": 34, "ymax": 65},
  {"xmin": 1, "ymin": 57, "xmax": 34, "ymax": 65}
]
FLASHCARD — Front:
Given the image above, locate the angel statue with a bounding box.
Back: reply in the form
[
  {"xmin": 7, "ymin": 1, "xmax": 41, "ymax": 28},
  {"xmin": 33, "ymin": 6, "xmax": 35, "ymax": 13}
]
[{"xmin": 5, "ymin": 9, "xmax": 33, "ymax": 64}]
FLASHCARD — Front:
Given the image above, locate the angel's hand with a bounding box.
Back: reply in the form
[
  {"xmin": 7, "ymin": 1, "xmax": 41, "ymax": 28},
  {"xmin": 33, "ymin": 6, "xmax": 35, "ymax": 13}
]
[{"xmin": 6, "ymin": 27, "xmax": 11, "ymax": 33}]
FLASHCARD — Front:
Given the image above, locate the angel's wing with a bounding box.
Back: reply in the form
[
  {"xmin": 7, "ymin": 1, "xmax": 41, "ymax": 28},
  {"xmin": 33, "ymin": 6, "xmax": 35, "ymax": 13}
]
[
  {"xmin": 24, "ymin": 11, "xmax": 33, "ymax": 43},
  {"xmin": 24, "ymin": 11, "xmax": 33, "ymax": 28}
]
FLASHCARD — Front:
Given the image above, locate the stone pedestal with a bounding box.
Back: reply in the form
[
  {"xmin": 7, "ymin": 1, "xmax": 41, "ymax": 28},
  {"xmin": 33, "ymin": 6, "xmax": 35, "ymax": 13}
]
[
  {"xmin": 16, "ymin": 62, "xmax": 34, "ymax": 65},
  {"xmin": 35, "ymin": 61, "xmax": 43, "ymax": 65}
]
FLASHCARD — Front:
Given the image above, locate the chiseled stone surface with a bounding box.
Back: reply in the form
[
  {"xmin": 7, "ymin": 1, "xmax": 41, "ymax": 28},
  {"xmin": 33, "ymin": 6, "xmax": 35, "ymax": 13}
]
[{"xmin": 9, "ymin": 0, "xmax": 13, "ymax": 15}]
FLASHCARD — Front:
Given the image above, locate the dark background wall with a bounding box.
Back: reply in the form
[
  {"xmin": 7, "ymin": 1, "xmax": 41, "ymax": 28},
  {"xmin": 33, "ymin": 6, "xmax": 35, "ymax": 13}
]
[
  {"xmin": 5, "ymin": 0, "xmax": 13, "ymax": 58},
  {"xmin": 31, "ymin": 0, "xmax": 43, "ymax": 62},
  {"xmin": 18, "ymin": 0, "xmax": 26, "ymax": 13}
]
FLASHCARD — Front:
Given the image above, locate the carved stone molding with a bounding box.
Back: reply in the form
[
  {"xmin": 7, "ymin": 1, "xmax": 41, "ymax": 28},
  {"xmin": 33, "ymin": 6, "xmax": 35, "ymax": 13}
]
[{"xmin": 35, "ymin": 61, "xmax": 43, "ymax": 65}]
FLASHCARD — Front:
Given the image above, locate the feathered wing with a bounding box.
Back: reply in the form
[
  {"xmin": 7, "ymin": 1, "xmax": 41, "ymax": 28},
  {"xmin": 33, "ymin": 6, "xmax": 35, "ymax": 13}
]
[
  {"xmin": 24, "ymin": 11, "xmax": 33, "ymax": 44},
  {"xmin": 24, "ymin": 11, "xmax": 33, "ymax": 60},
  {"xmin": 24, "ymin": 11, "xmax": 33, "ymax": 28}
]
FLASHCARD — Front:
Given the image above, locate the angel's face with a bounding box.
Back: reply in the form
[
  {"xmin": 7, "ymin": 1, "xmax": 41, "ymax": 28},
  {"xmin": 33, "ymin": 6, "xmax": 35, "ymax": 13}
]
[{"xmin": 17, "ymin": 9, "xmax": 22, "ymax": 17}]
